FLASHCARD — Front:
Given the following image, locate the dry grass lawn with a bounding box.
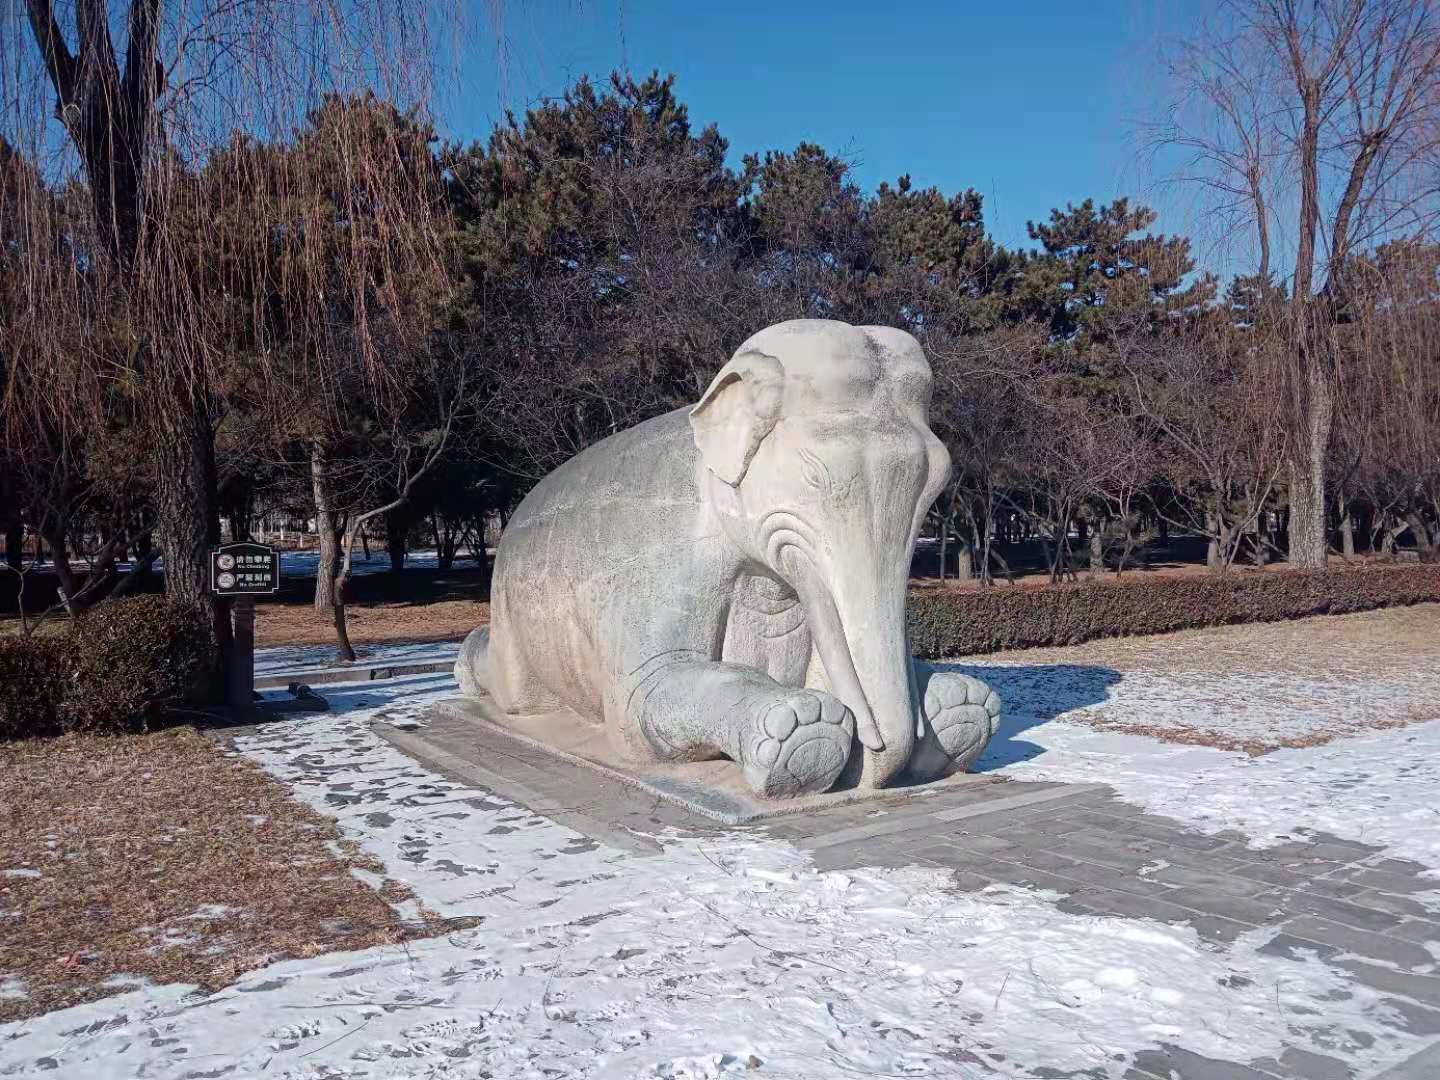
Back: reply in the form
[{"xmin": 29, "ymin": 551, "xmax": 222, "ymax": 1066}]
[
  {"xmin": 0, "ymin": 728, "xmax": 473, "ymax": 1022},
  {"xmin": 255, "ymin": 598, "xmax": 488, "ymax": 650}
]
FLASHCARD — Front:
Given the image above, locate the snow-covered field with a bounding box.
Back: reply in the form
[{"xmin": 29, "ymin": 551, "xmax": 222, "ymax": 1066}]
[
  {"xmin": 254, "ymin": 638, "xmax": 462, "ymax": 677},
  {"xmin": 966, "ymin": 659, "xmax": 1440, "ymax": 870},
  {"xmin": 4, "ymin": 664, "xmax": 1440, "ymax": 1078}
]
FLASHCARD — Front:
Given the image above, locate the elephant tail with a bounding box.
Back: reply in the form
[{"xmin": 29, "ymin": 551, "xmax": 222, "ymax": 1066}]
[{"xmin": 455, "ymin": 626, "xmax": 492, "ymax": 698}]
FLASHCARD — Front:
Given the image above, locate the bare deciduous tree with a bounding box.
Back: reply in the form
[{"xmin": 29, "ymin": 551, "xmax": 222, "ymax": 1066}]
[{"xmin": 1154, "ymin": 0, "xmax": 1440, "ymax": 568}]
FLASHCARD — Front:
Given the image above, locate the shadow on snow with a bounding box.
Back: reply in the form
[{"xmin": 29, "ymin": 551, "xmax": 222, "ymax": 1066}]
[{"xmin": 930, "ymin": 662, "xmax": 1123, "ymax": 771}]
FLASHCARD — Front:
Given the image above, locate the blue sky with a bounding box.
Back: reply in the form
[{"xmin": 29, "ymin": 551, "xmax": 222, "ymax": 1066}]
[{"xmin": 438, "ymin": 0, "xmax": 1216, "ymax": 262}]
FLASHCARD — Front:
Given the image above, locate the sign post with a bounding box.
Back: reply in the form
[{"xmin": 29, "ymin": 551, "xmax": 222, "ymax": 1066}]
[{"xmin": 210, "ymin": 542, "xmax": 280, "ymax": 710}]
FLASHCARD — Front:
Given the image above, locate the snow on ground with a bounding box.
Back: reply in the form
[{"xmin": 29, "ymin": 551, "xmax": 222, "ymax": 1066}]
[
  {"xmin": 1052, "ymin": 668, "xmax": 1435, "ymax": 749},
  {"xmin": 253, "ymin": 638, "xmax": 461, "ymax": 677},
  {"xmin": 956, "ymin": 605, "xmax": 1440, "ymax": 752},
  {"xmin": 20, "ymin": 547, "xmax": 458, "ymax": 579},
  {"xmin": 961, "ymin": 659, "xmax": 1440, "ymax": 870},
  {"xmin": 275, "ymin": 549, "xmax": 454, "ymax": 578},
  {"xmin": 1, "ymin": 674, "xmax": 1432, "ymax": 1079}
]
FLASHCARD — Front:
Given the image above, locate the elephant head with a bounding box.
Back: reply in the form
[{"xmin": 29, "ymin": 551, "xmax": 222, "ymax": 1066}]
[{"xmin": 690, "ymin": 319, "xmax": 951, "ymax": 787}]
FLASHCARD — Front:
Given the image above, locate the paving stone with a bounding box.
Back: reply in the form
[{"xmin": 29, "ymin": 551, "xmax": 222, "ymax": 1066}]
[
  {"xmin": 1381, "ymin": 997, "xmax": 1440, "ymax": 1036},
  {"xmin": 943, "ymin": 831, "xmax": 1019, "ymax": 855},
  {"xmin": 1230, "ymin": 845, "xmax": 1350, "ymax": 874},
  {"xmin": 1030, "ymin": 834, "xmax": 1158, "ymax": 872},
  {"xmin": 1248, "ymin": 1047, "xmax": 1355, "ymax": 1080},
  {"xmin": 1271, "ymin": 837, "xmax": 1375, "ymax": 859},
  {"xmin": 1123, "ymin": 841, "xmax": 1256, "ymax": 876},
  {"xmin": 1390, "ymin": 919, "xmax": 1440, "ymax": 945},
  {"xmin": 1055, "ymin": 895, "xmax": 1100, "ymax": 917},
  {"xmin": 1370, "ymin": 858, "xmax": 1433, "ymax": 875},
  {"xmin": 930, "ymin": 785, "xmax": 1110, "ymax": 826},
  {"xmin": 1372, "ymin": 1039, "xmax": 1440, "ymax": 1079},
  {"xmin": 1298, "ymin": 836, "xmax": 1384, "ymax": 860},
  {"xmin": 1071, "ymin": 811, "xmax": 1237, "ymax": 852},
  {"xmin": 1344, "ymin": 868, "xmax": 1440, "ymax": 895},
  {"xmin": 1147, "ymin": 865, "xmax": 1274, "ymax": 898},
  {"xmin": 996, "ymin": 864, "xmax": 1093, "ymax": 896},
  {"xmin": 1006, "ymin": 847, "xmax": 1084, "ymax": 873},
  {"xmin": 906, "ymin": 838, "xmax": 978, "ymax": 862},
  {"xmin": 1043, "ymin": 858, "xmax": 1180, "ymax": 898},
  {"xmin": 986, "ymin": 816, "xmax": 1095, "ymax": 841},
  {"xmin": 1353, "ymin": 889, "xmax": 1440, "ymax": 920},
  {"xmin": 1296, "ymin": 878, "xmax": 1370, "ymax": 900},
  {"xmin": 1063, "ymin": 886, "xmax": 1249, "ymax": 938},
  {"xmin": 1281, "ymin": 916, "xmax": 1437, "ymax": 971},
  {"xmin": 1185, "ymin": 914, "xmax": 1262, "ymax": 945},
  {"xmin": 1083, "ymin": 798, "xmax": 1149, "ymax": 817},
  {"xmin": 1259, "ymin": 932, "xmax": 1341, "ymax": 963},
  {"xmin": 1286, "ymin": 1047, "xmax": 1359, "ymax": 1080},
  {"xmin": 1277, "ymin": 889, "xmax": 1406, "ymax": 932},
  {"xmin": 811, "ymin": 843, "xmax": 932, "ymax": 872},
  {"xmin": 1131, "ymin": 1044, "xmax": 1281, "ymax": 1079},
  {"xmin": 1162, "ymin": 887, "xmax": 1286, "ymax": 925},
  {"xmin": 1232, "ymin": 862, "xmax": 1333, "ymax": 890},
  {"xmin": 945, "ymin": 870, "xmax": 994, "ymax": 893},
  {"xmin": 1336, "ymin": 959, "xmax": 1440, "ymax": 1008}
]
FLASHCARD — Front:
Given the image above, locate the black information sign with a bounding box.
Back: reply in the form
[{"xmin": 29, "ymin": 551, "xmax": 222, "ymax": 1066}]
[{"xmin": 210, "ymin": 542, "xmax": 280, "ymax": 595}]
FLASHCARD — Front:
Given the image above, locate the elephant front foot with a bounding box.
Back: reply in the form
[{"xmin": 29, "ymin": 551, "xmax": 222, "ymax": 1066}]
[
  {"xmin": 909, "ymin": 671, "xmax": 1002, "ymax": 781},
  {"xmin": 738, "ymin": 689, "xmax": 855, "ymax": 798}
]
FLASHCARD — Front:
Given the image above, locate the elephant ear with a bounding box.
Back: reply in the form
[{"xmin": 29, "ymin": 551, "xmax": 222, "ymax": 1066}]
[{"xmin": 689, "ymin": 350, "xmax": 784, "ymax": 486}]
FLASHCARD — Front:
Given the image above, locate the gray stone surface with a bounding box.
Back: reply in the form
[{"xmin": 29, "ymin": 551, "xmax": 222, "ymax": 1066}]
[
  {"xmin": 401, "ymin": 696, "xmax": 996, "ymax": 825},
  {"xmin": 374, "ymin": 683, "xmax": 1440, "ymax": 1080},
  {"xmin": 453, "ymin": 319, "xmax": 1002, "ymax": 798},
  {"xmin": 1372, "ymin": 1039, "xmax": 1440, "ymax": 1079}
]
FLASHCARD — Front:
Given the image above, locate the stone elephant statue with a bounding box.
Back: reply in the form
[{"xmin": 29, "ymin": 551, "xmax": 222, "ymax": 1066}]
[{"xmin": 457, "ymin": 318, "xmax": 1000, "ymax": 798}]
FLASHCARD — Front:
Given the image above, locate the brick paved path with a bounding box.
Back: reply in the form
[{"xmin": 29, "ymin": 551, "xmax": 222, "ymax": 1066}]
[
  {"xmin": 768, "ymin": 782, "xmax": 1440, "ymax": 1080},
  {"xmin": 378, "ymin": 706, "xmax": 1440, "ymax": 1080}
]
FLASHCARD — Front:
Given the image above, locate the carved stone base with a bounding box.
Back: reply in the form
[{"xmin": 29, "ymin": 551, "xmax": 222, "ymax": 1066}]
[{"xmin": 417, "ymin": 694, "xmax": 994, "ymax": 825}]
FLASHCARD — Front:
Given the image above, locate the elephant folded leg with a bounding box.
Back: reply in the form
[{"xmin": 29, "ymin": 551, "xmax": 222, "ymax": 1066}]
[
  {"xmin": 455, "ymin": 626, "xmax": 491, "ymax": 698},
  {"xmin": 907, "ymin": 665, "xmax": 1002, "ymax": 781},
  {"xmin": 622, "ymin": 657, "xmax": 856, "ymax": 798}
]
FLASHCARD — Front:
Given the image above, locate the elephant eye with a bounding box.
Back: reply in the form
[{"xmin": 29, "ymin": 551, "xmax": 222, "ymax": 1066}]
[{"xmin": 797, "ymin": 447, "xmax": 828, "ymax": 492}]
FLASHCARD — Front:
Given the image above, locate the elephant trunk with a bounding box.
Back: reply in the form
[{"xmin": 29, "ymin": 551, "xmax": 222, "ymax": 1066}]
[{"xmin": 784, "ymin": 547, "xmax": 916, "ymax": 788}]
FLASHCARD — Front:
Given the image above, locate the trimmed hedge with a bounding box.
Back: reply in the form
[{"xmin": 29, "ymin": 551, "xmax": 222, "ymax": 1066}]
[
  {"xmin": 0, "ymin": 596, "xmax": 219, "ymax": 740},
  {"xmin": 907, "ymin": 564, "xmax": 1440, "ymax": 659},
  {"xmin": 0, "ymin": 636, "xmax": 67, "ymax": 739},
  {"xmin": 62, "ymin": 596, "xmax": 219, "ymax": 734}
]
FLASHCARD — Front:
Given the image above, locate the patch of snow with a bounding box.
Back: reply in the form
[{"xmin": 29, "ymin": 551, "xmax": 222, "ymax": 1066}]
[
  {"xmin": 950, "ymin": 659, "xmax": 1440, "ymax": 752},
  {"xmin": 0, "ymin": 977, "xmax": 24, "ymax": 1002},
  {"xmin": 1, "ymin": 868, "xmax": 41, "ymax": 879},
  {"xmin": 967, "ymin": 661, "xmax": 1440, "ymax": 868},
  {"xmin": 253, "ymin": 638, "xmax": 462, "ymax": 677},
  {"xmin": 185, "ymin": 904, "xmax": 234, "ymax": 921},
  {"xmin": 0, "ymin": 672, "xmax": 1429, "ymax": 1078}
]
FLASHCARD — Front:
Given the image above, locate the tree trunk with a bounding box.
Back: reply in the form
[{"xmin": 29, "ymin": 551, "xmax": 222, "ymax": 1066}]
[
  {"xmin": 154, "ymin": 400, "xmax": 229, "ymax": 652},
  {"xmin": 432, "ymin": 513, "xmax": 456, "ymax": 573},
  {"xmin": 1405, "ymin": 512, "xmax": 1434, "ymax": 555},
  {"xmin": 385, "ymin": 507, "xmax": 407, "ymax": 573},
  {"xmin": 5, "ymin": 521, "xmax": 21, "ymax": 571},
  {"xmin": 1337, "ymin": 494, "xmax": 1354, "ymax": 558},
  {"xmin": 1205, "ymin": 508, "xmax": 1221, "ymax": 571},
  {"xmin": 1287, "ymin": 337, "xmax": 1333, "ymax": 570},
  {"xmin": 976, "ymin": 512, "xmax": 993, "ymax": 587},
  {"xmin": 1088, "ymin": 523, "xmax": 1103, "ymax": 577},
  {"xmin": 937, "ymin": 516, "xmax": 948, "ymax": 584},
  {"xmin": 1288, "ymin": 455, "xmax": 1327, "ymax": 569},
  {"xmin": 955, "ymin": 540, "xmax": 973, "ymax": 582},
  {"xmin": 311, "ymin": 441, "xmax": 342, "ymax": 615}
]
